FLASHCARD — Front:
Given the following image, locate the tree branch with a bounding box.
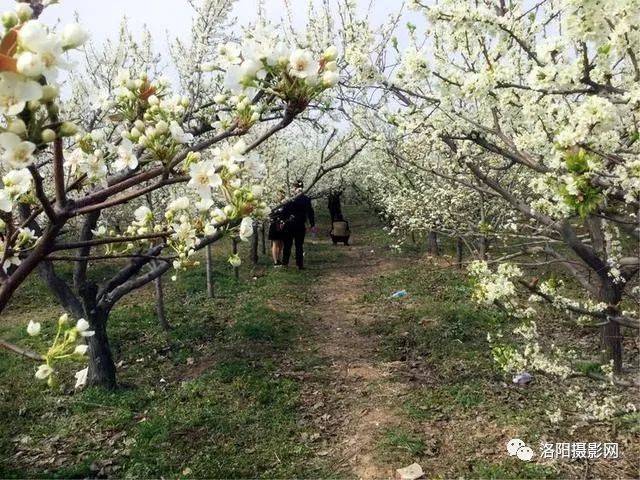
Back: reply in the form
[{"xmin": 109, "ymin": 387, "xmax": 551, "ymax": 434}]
[
  {"xmin": 53, "ymin": 232, "xmax": 171, "ymax": 252},
  {"xmin": 53, "ymin": 138, "xmax": 67, "ymax": 208},
  {"xmin": 0, "ymin": 339, "xmax": 43, "ymax": 361}
]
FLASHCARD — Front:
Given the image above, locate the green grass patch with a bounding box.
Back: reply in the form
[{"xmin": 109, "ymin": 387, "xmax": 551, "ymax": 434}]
[
  {"xmin": 469, "ymin": 459, "xmax": 559, "ymax": 479},
  {"xmin": 0, "ymin": 226, "xmax": 334, "ymax": 478},
  {"xmin": 379, "ymin": 427, "xmax": 426, "ymax": 458}
]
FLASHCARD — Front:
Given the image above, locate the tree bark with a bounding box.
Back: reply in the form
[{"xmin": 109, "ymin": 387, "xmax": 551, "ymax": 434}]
[
  {"xmin": 0, "ymin": 223, "xmax": 64, "ymax": 314},
  {"xmin": 206, "ymin": 244, "xmax": 214, "ymax": 298},
  {"xmin": 251, "ymin": 221, "xmax": 259, "ymax": 265},
  {"xmin": 154, "ymin": 275, "xmax": 170, "ymax": 331},
  {"xmin": 479, "ymin": 192, "xmax": 489, "ymax": 260},
  {"xmin": 427, "ymin": 231, "xmax": 439, "ymax": 256},
  {"xmin": 261, "ymin": 223, "xmax": 267, "ymax": 255},
  {"xmin": 478, "ymin": 236, "xmax": 488, "ymax": 260},
  {"xmin": 86, "ymin": 309, "xmax": 117, "ymax": 390},
  {"xmin": 456, "ymin": 237, "xmax": 464, "ymax": 269},
  {"xmin": 600, "ymin": 281, "xmax": 623, "ymax": 373}
]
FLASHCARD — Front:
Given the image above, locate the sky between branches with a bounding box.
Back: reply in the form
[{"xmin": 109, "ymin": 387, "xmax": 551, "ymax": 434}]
[
  {"xmin": 0, "ymin": 0, "xmax": 422, "ymax": 90},
  {"xmin": 0, "ymin": 0, "xmax": 418, "ymax": 50}
]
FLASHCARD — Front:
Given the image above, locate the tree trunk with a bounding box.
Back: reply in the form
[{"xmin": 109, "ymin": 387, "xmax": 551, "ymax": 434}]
[
  {"xmin": 86, "ymin": 310, "xmax": 117, "ymax": 390},
  {"xmin": 478, "ymin": 236, "xmax": 488, "ymax": 260},
  {"xmin": 261, "ymin": 223, "xmax": 267, "ymax": 255},
  {"xmin": 206, "ymin": 244, "xmax": 214, "ymax": 298},
  {"xmin": 251, "ymin": 221, "xmax": 259, "ymax": 266},
  {"xmin": 479, "ymin": 192, "xmax": 488, "ymax": 260},
  {"xmin": 232, "ymin": 238, "xmax": 239, "ymax": 281},
  {"xmin": 602, "ymin": 320, "xmax": 623, "ymax": 374},
  {"xmin": 155, "ymin": 276, "xmax": 170, "ymax": 331},
  {"xmin": 600, "ymin": 282, "xmax": 623, "ymax": 373},
  {"xmin": 427, "ymin": 231, "xmax": 439, "ymax": 256},
  {"xmin": 456, "ymin": 237, "xmax": 464, "ymax": 269}
]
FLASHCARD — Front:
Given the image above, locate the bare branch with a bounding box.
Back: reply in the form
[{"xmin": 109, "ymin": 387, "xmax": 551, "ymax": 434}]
[{"xmin": 0, "ymin": 339, "xmax": 43, "ymax": 361}]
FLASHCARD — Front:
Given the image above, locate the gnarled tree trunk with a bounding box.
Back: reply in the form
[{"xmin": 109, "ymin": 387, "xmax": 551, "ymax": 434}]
[
  {"xmin": 86, "ymin": 309, "xmax": 117, "ymax": 390},
  {"xmin": 599, "ymin": 281, "xmax": 623, "ymax": 373}
]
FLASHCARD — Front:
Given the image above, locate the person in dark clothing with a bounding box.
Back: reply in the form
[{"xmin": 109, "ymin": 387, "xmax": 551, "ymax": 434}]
[
  {"xmin": 328, "ymin": 189, "xmax": 350, "ymax": 245},
  {"xmin": 282, "ymin": 180, "xmax": 315, "ymax": 270},
  {"xmin": 268, "ymin": 190, "xmax": 288, "ymax": 265},
  {"xmin": 328, "ymin": 189, "xmax": 344, "ymax": 222}
]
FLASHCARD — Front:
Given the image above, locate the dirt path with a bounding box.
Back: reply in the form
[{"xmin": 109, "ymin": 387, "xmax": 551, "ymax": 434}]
[{"xmin": 301, "ymin": 236, "xmax": 410, "ymax": 479}]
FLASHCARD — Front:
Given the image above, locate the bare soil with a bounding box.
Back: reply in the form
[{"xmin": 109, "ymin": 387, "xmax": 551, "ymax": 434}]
[{"xmin": 298, "ymin": 240, "xmax": 410, "ymax": 479}]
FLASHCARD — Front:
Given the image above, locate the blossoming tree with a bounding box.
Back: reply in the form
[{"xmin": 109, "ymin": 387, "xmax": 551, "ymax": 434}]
[
  {"xmin": 259, "ymin": 124, "xmax": 366, "ymax": 200},
  {"xmin": 375, "ymin": 0, "xmax": 640, "ymax": 379},
  {"xmin": 0, "ymin": 0, "xmax": 340, "ymax": 389}
]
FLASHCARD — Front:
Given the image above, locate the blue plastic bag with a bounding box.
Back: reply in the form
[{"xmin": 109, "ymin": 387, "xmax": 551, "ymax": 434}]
[{"xmin": 389, "ymin": 290, "xmax": 408, "ymax": 299}]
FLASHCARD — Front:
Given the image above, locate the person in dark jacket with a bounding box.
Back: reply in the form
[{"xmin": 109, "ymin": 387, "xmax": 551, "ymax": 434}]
[
  {"xmin": 268, "ymin": 190, "xmax": 288, "ymax": 265},
  {"xmin": 328, "ymin": 189, "xmax": 344, "ymax": 222},
  {"xmin": 282, "ymin": 180, "xmax": 315, "ymax": 270}
]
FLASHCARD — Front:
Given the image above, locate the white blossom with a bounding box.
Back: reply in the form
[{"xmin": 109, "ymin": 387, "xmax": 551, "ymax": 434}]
[
  {"xmin": 113, "ymin": 137, "xmax": 138, "ymax": 172},
  {"xmin": 0, "ymin": 73, "xmax": 42, "ymax": 116},
  {"xmin": 35, "ymin": 364, "xmax": 53, "ymax": 380},
  {"xmin": 289, "ymin": 49, "xmax": 319, "ymax": 79},
  {"xmin": 238, "ymin": 217, "xmax": 254, "ymax": 241},
  {"xmin": 61, "ymin": 23, "xmax": 89, "ymax": 49},
  {"xmin": 74, "ymin": 367, "xmax": 88, "ymax": 389},
  {"xmin": 0, "ymin": 132, "xmax": 36, "ymax": 168},
  {"xmin": 26, "ymin": 320, "xmax": 41, "ymax": 336}
]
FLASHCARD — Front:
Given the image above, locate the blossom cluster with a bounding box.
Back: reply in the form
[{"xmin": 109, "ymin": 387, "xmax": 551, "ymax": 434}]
[
  {"xmin": 63, "ymin": 71, "xmax": 193, "ymax": 185},
  {"xmin": 0, "ymin": 3, "xmax": 88, "ymax": 261},
  {"xmin": 468, "ymin": 261, "xmax": 523, "ymax": 309},
  {"xmin": 27, "ymin": 313, "xmax": 94, "ymax": 389},
  {"xmin": 205, "ymin": 23, "xmax": 339, "ymax": 131}
]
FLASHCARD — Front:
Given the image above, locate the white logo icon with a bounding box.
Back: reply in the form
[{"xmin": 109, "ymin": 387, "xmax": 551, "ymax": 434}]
[{"xmin": 507, "ymin": 438, "xmax": 534, "ymax": 461}]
